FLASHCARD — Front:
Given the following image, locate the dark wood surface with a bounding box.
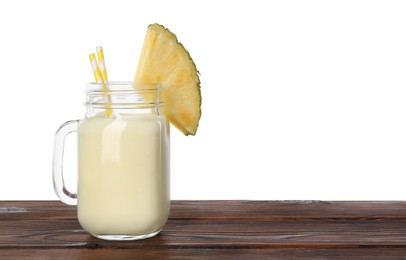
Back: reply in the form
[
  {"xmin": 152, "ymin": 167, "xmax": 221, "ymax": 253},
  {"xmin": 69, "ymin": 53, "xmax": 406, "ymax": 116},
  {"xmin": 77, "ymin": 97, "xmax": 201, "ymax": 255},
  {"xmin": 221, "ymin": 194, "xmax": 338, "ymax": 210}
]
[{"xmin": 1, "ymin": 201, "xmax": 406, "ymax": 259}]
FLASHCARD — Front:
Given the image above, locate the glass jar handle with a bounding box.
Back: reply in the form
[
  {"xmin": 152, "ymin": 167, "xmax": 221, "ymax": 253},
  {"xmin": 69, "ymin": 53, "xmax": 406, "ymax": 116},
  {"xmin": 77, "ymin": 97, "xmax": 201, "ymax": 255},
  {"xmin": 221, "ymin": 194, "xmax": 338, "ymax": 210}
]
[{"xmin": 52, "ymin": 120, "xmax": 79, "ymax": 205}]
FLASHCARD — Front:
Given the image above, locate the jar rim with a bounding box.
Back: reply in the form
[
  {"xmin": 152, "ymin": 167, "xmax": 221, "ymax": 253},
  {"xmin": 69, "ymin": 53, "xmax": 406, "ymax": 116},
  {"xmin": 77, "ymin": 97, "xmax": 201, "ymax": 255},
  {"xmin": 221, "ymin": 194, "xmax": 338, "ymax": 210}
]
[{"xmin": 86, "ymin": 81, "xmax": 161, "ymax": 93}]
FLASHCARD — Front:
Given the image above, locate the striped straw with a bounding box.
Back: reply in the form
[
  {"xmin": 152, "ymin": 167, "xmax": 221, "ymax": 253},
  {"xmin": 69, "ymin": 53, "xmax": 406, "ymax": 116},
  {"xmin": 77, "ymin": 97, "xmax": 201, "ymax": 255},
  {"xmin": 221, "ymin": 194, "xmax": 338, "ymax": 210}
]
[
  {"xmin": 89, "ymin": 53, "xmax": 103, "ymax": 83},
  {"xmin": 96, "ymin": 46, "xmax": 108, "ymax": 83},
  {"xmin": 89, "ymin": 52, "xmax": 112, "ymax": 117}
]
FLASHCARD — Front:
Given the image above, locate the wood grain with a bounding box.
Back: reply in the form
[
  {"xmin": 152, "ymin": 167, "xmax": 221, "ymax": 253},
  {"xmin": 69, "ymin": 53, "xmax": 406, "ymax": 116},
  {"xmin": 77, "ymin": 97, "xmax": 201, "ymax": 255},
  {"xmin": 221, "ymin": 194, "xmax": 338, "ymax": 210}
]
[{"xmin": 1, "ymin": 201, "xmax": 406, "ymax": 259}]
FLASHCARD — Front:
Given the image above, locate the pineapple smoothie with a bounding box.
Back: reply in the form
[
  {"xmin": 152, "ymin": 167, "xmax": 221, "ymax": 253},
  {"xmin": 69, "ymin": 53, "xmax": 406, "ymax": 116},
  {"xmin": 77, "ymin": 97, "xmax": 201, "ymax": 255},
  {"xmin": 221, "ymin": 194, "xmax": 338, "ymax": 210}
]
[
  {"xmin": 53, "ymin": 23, "xmax": 201, "ymax": 241},
  {"xmin": 77, "ymin": 115, "xmax": 170, "ymax": 236}
]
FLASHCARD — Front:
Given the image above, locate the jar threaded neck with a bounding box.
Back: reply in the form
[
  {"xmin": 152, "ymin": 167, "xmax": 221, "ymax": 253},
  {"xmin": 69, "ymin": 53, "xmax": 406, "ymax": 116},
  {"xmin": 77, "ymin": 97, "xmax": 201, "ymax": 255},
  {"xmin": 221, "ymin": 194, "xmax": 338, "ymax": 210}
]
[{"xmin": 85, "ymin": 82, "xmax": 163, "ymax": 109}]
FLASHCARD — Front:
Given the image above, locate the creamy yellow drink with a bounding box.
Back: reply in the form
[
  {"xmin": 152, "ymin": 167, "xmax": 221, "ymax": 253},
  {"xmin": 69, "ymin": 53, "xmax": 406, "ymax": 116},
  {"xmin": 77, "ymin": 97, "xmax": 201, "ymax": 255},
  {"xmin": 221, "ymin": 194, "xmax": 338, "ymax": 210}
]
[
  {"xmin": 77, "ymin": 115, "xmax": 170, "ymax": 237},
  {"xmin": 53, "ymin": 24, "xmax": 201, "ymax": 241}
]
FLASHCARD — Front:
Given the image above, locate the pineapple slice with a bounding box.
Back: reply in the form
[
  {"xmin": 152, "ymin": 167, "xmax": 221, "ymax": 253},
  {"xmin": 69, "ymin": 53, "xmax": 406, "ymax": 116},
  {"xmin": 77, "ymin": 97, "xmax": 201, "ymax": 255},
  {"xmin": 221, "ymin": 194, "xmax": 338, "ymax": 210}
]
[{"xmin": 134, "ymin": 24, "xmax": 201, "ymax": 136}]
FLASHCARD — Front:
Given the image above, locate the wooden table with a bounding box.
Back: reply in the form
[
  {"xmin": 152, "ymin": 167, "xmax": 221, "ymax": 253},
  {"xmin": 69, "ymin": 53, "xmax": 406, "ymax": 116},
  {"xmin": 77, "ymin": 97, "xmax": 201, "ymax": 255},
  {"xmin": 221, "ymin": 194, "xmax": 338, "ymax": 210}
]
[{"xmin": 1, "ymin": 201, "xmax": 406, "ymax": 259}]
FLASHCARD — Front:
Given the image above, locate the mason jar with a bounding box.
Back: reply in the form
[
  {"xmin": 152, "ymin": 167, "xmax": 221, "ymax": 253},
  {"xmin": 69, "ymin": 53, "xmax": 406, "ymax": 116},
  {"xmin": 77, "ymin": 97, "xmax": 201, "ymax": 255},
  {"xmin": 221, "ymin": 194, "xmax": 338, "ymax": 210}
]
[{"xmin": 53, "ymin": 82, "xmax": 170, "ymax": 241}]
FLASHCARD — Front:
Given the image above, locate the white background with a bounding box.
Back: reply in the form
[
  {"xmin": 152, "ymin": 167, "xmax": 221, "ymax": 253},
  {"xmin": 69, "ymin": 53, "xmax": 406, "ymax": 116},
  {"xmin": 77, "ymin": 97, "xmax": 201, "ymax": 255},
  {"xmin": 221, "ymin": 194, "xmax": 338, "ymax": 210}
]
[{"xmin": 0, "ymin": 0, "xmax": 405, "ymax": 200}]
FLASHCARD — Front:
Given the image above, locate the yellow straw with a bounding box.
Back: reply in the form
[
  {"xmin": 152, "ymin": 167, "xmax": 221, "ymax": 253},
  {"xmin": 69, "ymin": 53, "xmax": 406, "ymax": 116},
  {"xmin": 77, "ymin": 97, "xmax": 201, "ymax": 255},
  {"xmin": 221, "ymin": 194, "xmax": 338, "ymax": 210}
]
[
  {"xmin": 89, "ymin": 53, "xmax": 103, "ymax": 83},
  {"xmin": 96, "ymin": 46, "xmax": 108, "ymax": 83},
  {"xmin": 89, "ymin": 52, "xmax": 112, "ymax": 117}
]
